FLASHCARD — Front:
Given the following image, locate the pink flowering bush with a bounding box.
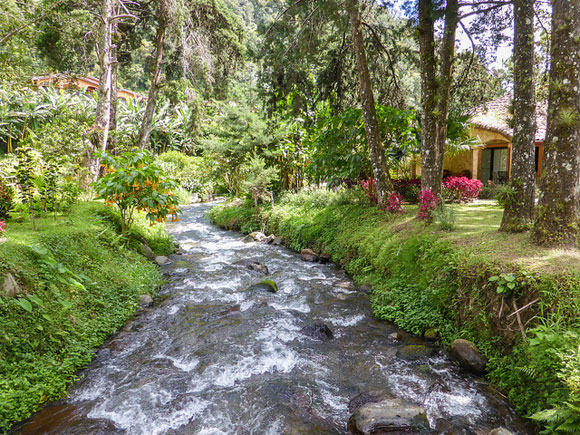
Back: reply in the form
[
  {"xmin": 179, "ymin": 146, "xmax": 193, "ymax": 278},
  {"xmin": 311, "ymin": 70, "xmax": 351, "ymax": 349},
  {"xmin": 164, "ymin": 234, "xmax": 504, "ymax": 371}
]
[
  {"xmin": 0, "ymin": 221, "xmax": 5, "ymax": 234},
  {"xmin": 386, "ymin": 192, "xmax": 405, "ymax": 214},
  {"xmin": 418, "ymin": 189, "xmax": 439, "ymax": 220},
  {"xmin": 442, "ymin": 176, "xmax": 482, "ymax": 203},
  {"xmin": 360, "ymin": 178, "xmax": 377, "ymax": 204}
]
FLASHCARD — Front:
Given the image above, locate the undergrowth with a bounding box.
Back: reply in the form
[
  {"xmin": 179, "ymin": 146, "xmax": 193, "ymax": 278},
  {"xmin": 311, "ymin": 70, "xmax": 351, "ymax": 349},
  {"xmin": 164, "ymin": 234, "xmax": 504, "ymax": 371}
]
[{"xmin": 0, "ymin": 202, "xmax": 169, "ymax": 433}]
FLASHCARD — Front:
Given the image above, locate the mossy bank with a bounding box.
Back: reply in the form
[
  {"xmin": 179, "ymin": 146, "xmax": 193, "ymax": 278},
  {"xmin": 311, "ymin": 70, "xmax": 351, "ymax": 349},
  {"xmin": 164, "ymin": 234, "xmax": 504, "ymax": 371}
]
[
  {"xmin": 0, "ymin": 202, "xmax": 174, "ymax": 433},
  {"xmin": 210, "ymin": 189, "xmax": 580, "ymax": 432}
]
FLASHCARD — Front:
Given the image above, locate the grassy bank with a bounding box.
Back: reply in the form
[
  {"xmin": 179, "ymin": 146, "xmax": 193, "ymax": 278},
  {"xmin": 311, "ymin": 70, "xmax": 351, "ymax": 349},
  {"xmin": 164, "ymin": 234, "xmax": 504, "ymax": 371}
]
[
  {"xmin": 210, "ymin": 189, "xmax": 580, "ymax": 432},
  {"xmin": 0, "ymin": 202, "xmax": 173, "ymax": 433}
]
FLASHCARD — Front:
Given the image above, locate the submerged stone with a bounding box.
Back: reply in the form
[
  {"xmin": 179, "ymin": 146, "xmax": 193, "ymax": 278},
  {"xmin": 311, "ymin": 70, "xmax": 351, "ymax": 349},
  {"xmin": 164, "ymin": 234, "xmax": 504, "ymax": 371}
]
[
  {"xmin": 300, "ymin": 323, "xmax": 334, "ymax": 341},
  {"xmin": 348, "ymin": 390, "xmax": 395, "ymax": 413},
  {"xmin": 245, "ymin": 280, "xmax": 278, "ymax": 293},
  {"xmin": 234, "ymin": 259, "xmax": 269, "ymax": 274},
  {"xmin": 347, "ymin": 398, "xmax": 430, "ymax": 435},
  {"xmin": 396, "ymin": 345, "xmax": 437, "ymax": 361}
]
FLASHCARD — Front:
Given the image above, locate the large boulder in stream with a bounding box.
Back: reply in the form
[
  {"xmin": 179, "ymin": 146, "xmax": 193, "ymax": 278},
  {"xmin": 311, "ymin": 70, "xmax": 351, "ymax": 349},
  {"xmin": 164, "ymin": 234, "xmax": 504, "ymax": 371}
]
[
  {"xmin": 300, "ymin": 249, "xmax": 319, "ymax": 262},
  {"xmin": 245, "ymin": 280, "xmax": 278, "ymax": 293},
  {"xmin": 347, "ymin": 398, "xmax": 430, "ymax": 435},
  {"xmin": 489, "ymin": 429, "xmax": 514, "ymax": 435},
  {"xmin": 348, "ymin": 391, "xmax": 395, "ymax": 414},
  {"xmin": 449, "ymin": 339, "xmax": 487, "ymax": 375},
  {"xmin": 300, "ymin": 323, "xmax": 334, "ymax": 341}
]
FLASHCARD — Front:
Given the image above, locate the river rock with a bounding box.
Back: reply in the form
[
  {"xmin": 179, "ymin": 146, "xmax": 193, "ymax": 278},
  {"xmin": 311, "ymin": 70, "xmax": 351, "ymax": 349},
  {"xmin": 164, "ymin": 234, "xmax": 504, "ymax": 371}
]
[
  {"xmin": 155, "ymin": 256, "xmax": 170, "ymax": 265},
  {"xmin": 264, "ymin": 234, "xmax": 276, "ymax": 244},
  {"xmin": 319, "ymin": 252, "xmax": 331, "ymax": 264},
  {"xmin": 336, "ymin": 281, "xmax": 356, "ymax": 290},
  {"xmin": 234, "ymin": 259, "xmax": 269, "ymax": 274},
  {"xmin": 348, "ymin": 390, "xmax": 395, "ymax": 413},
  {"xmin": 249, "ymin": 231, "xmax": 267, "ymax": 242},
  {"xmin": 141, "ymin": 244, "xmax": 155, "ymax": 260},
  {"xmin": 300, "ymin": 249, "xmax": 319, "ymax": 262},
  {"xmin": 300, "ymin": 323, "xmax": 334, "ymax": 341},
  {"xmin": 396, "ymin": 345, "xmax": 437, "ymax": 361},
  {"xmin": 423, "ymin": 328, "xmax": 439, "ymax": 341},
  {"xmin": 489, "ymin": 428, "xmax": 514, "ymax": 435},
  {"xmin": 272, "ymin": 236, "xmax": 283, "ymax": 246},
  {"xmin": 347, "ymin": 398, "xmax": 430, "ymax": 435},
  {"xmin": 245, "ymin": 280, "xmax": 278, "ymax": 293},
  {"xmin": 242, "ymin": 235, "xmax": 254, "ymax": 243},
  {"xmin": 358, "ymin": 284, "xmax": 373, "ymax": 294},
  {"xmin": 1, "ymin": 273, "xmax": 21, "ymax": 297},
  {"xmin": 450, "ymin": 339, "xmax": 487, "ymax": 375},
  {"xmin": 389, "ymin": 331, "xmax": 403, "ymax": 342},
  {"xmin": 191, "ymin": 193, "xmax": 200, "ymax": 203},
  {"xmin": 139, "ymin": 294, "xmax": 153, "ymax": 307}
]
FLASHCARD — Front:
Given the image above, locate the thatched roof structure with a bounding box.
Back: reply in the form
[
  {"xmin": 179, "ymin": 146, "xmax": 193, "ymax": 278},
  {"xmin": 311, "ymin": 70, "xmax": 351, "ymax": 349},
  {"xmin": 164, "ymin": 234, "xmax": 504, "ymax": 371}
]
[{"xmin": 469, "ymin": 94, "xmax": 547, "ymax": 143}]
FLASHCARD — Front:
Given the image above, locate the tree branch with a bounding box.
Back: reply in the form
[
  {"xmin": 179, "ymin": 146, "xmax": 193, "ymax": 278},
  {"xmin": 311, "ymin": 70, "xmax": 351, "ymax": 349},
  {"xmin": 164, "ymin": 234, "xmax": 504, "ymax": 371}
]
[
  {"xmin": 265, "ymin": 0, "xmax": 305, "ymax": 37},
  {"xmin": 361, "ymin": 21, "xmax": 401, "ymax": 95},
  {"xmin": 451, "ymin": 20, "xmax": 476, "ymax": 94},
  {"xmin": 459, "ymin": 2, "xmax": 511, "ymax": 20}
]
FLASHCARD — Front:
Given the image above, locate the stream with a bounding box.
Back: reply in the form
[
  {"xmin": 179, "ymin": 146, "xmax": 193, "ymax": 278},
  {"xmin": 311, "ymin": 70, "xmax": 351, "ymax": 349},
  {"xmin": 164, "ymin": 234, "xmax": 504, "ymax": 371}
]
[{"xmin": 14, "ymin": 203, "xmax": 536, "ymax": 435}]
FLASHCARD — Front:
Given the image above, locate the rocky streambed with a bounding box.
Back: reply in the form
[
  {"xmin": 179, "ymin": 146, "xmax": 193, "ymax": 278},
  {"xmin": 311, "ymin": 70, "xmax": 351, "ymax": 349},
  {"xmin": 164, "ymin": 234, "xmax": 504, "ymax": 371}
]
[{"xmin": 13, "ymin": 203, "xmax": 536, "ymax": 434}]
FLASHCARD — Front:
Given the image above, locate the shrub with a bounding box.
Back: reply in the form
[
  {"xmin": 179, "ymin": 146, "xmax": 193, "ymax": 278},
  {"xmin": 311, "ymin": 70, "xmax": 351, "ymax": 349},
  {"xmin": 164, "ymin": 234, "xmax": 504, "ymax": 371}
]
[
  {"xmin": 0, "ymin": 221, "xmax": 5, "ymax": 234},
  {"xmin": 13, "ymin": 147, "xmax": 42, "ymax": 230},
  {"xmin": 0, "ymin": 175, "xmax": 14, "ymax": 219},
  {"xmin": 442, "ymin": 176, "xmax": 483, "ymax": 203},
  {"xmin": 242, "ymin": 156, "xmax": 277, "ymax": 207},
  {"xmin": 479, "ymin": 184, "xmax": 499, "ymax": 200},
  {"xmin": 386, "ymin": 192, "xmax": 405, "ymax": 214},
  {"xmin": 393, "ymin": 178, "xmax": 421, "ymax": 203},
  {"xmin": 94, "ymin": 151, "xmax": 180, "ymax": 235},
  {"xmin": 418, "ymin": 189, "xmax": 439, "ymax": 221},
  {"xmin": 155, "ymin": 151, "xmax": 215, "ymax": 196},
  {"xmin": 361, "ymin": 178, "xmax": 377, "ymax": 204}
]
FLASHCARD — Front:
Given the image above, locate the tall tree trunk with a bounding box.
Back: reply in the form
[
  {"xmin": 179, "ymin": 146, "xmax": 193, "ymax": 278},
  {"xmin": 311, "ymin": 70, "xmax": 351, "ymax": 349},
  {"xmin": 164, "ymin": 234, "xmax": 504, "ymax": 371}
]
[
  {"xmin": 435, "ymin": 0, "xmax": 458, "ymax": 186},
  {"xmin": 418, "ymin": 0, "xmax": 458, "ymax": 197},
  {"xmin": 531, "ymin": 0, "xmax": 580, "ymax": 245},
  {"xmin": 347, "ymin": 0, "xmax": 392, "ymax": 205},
  {"xmin": 137, "ymin": 1, "xmax": 168, "ymax": 150},
  {"xmin": 418, "ymin": 0, "xmax": 439, "ymax": 196},
  {"xmin": 109, "ymin": 43, "xmax": 119, "ymax": 150},
  {"xmin": 500, "ymin": 0, "xmax": 536, "ymax": 232},
  {"xmin": 88, "ymin": 0, "xmax": 115, "ymax": 182}
]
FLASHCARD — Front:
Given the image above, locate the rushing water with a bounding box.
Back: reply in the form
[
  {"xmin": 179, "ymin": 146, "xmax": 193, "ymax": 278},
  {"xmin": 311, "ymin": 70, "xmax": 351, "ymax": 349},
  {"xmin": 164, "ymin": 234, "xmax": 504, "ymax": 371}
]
[{"xmin": 14, "ymin": 203, "xmax": 536, "ymax": 435}]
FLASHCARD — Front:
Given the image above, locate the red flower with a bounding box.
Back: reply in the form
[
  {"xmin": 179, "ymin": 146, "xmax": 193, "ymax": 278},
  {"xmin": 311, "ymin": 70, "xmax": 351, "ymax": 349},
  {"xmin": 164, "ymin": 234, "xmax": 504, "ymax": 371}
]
[{"xmin": 418, "ymin": 189, "xmax": 439, "ymax": 220}]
